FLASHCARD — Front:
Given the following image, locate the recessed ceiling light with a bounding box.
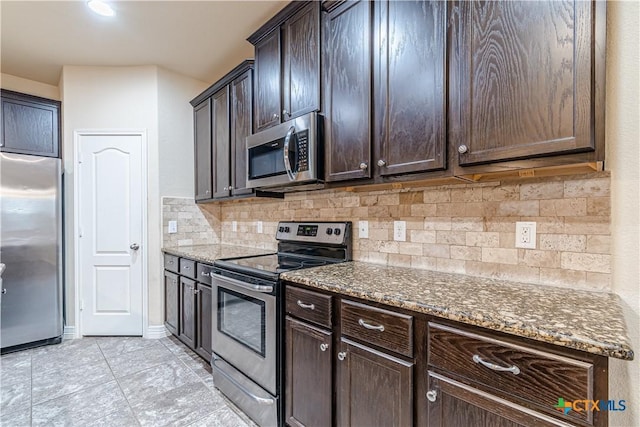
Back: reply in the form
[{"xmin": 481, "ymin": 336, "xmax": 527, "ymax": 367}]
[{"xmin": 87, "ymin": 0, "xmax": 115, "ymax": 17}]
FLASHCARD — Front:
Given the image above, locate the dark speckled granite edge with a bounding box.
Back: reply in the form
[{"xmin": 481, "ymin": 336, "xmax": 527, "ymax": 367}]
[{"xmin": 281, "ymin": 268, "xmax": 634, "ymax": 361}]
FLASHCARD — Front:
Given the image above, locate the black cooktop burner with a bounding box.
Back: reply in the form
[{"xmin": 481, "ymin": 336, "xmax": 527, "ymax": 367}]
[{"xmin": 219, "ymin": 254, "xmax": 332, "ymax": 275}]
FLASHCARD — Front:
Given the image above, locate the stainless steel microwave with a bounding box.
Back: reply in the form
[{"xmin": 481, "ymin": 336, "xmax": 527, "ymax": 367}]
[{"xmin": 246, "ymin": 112, "xmax": 323, "ymax": 191}]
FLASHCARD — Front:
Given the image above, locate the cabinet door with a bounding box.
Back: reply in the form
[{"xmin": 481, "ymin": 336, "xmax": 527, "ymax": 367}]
[
  {"xmin": 449, "ymin": 0, "xmax": 595, "ymax": 167},
  {"xmin": 212, "ymin": 86, "xmax": 231, "ymax": 199},
  {"xmin": 179, "ymin": 276, "xmax": 196, "ymax": 349},
  {"xmin": 231, "ymin": 69, "xmax": 254, "ymax": 197},
  {"xmin": 1, "ymin": 90, "xmax": 60, "ymax": 158},
  {"xmin": 323, "ymin": 0, "xmax": 373, "ymax": 182},
  {"xmin": 195, "ymin": 283, "xmax": 212, "ymax": 361},
  {"xmin": 193, "ymin": 99, "xmax": 212, "ymax": 200},
  {"xmin": 374, "ymin": 0, "xmax": 446, "ymax": 176},
  {"xmin": 285, "ymin": 317, "xmax": 332, "ymax": 427},
  {"xmin": 254, "ymin": 30, "xmax": 282, "ymax": 132},
  {"xmin": 427, "ymin": 372, "xmax": 570, "ymax": 427},
  {"xmin": 337, "ymin": 338, "xmax": 413, "ymax": 427},
  {"xmin": 282, "ymin": 2, "xmax": 320, "ymax": 121},
  {"xmin": 164, "ymin": 271, "xmax": 179, "ymax": 336}
]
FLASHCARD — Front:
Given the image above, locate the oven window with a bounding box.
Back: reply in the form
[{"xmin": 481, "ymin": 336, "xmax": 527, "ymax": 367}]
[
  {"xmin": 248, "ymin": 137, "xmax": 287, "ymax": 180},
  {"xmin": 217, "ymin": 287, "xmax": 266, "ymax": 357}
]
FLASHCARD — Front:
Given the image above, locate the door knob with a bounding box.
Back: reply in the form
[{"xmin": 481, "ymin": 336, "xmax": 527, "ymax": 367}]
[{"xmin": 130, "ymin": 243, "xmax": 140, "ymax": 250}]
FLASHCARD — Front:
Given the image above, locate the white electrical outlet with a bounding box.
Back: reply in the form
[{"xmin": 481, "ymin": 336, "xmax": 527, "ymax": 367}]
[
  {"xmin": 168, "ymin": 220, "xmax": 177, "ymax": 234},
  {"xmin": 358, "ymin": 221, "xmax": 369, "ymax": 239},
  {"xmin": 257, "ymin": 221, "xmax": 263, "ymax": 234},
  {"xmin": 393, "ymin": 221, "xmax": 406, "ymax": 242},
  {"xmin": 515, "ymin": 221, "xmax": 537, "ymax": 249},
  {"xmin": 232, "ymin": 221, "xmax": 238, "ymax": 232}
]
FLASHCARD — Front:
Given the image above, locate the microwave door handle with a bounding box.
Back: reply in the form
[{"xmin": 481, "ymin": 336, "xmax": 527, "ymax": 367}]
[{"xmin": 283, "ymin": 126, "xmax": 297, "ymax": 181}]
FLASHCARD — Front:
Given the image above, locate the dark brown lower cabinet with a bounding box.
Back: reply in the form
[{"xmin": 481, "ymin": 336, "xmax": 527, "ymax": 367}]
[
  {"xmin": 195, "ymin": 283, "xmax": 212, "ymax": 361},
  {"xmin": 337, "ymin": 338, "xmax": 413, "ymax": 427},
  {"xmin": 286, "ymin": 317, "xmax": 333, "ymax": 427},
  {"xmin": 164, "ymin": 271, "xmax": 179, "ymax": 335},
  {"xmin": 179, "ymin": 276, "xmax": 196, "ymax": 349},
  {"xmin": 427, "ymin": 372, "xmax": 570, "ymax": 427}
]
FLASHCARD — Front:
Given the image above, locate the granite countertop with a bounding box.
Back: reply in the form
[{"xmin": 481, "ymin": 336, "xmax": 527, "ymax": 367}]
[
  {"xmin": 162, "ymin": 244, "xmax": 272, "ymax": 264},
  {"xmin": 281, "ymin": 262, "xmax": 634, "ymax": 361}
]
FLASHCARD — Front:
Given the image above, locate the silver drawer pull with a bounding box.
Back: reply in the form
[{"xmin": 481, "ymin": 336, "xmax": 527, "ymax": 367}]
[
  {"xmin": 426, "ymin": 390, "xmax": 437, "ymax": 402},
  {"xmin": 296, "ymin": 300, "xmax": 315, "ymax": 310},
  {"xmin": 337, "ymin": 351, "xmax": 346, "ymax": 361},
  {"xmin": 358, "ymin": 319, "xmax": 385, "ymax": 332},
  {"xmin": 472, "ymin": 354, "xmax": 521, "ymax": 375},
  {"xmin": 201, "ymin": 271, "xmax": 210, "ymax": 277},
  {"xmin": 183, "ymin": 266, "xmax": 190, "ymax": 270}
]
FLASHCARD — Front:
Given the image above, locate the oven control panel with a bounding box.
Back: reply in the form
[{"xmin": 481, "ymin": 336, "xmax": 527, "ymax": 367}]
[{"xmin": 276, "ymin": 221, "xmax": 351, "ymax": 246}]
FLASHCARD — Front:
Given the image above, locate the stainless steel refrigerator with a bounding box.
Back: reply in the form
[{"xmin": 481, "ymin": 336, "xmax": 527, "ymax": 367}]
[{"xmin": 1, "ymin": 152, "xmax": 63, "ymax": 351}]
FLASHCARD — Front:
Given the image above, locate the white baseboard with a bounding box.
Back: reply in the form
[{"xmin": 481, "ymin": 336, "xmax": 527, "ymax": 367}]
[
  {"xmin": 146, "ymin": 325, "xmax": 169, "ymax": 339},
  {"xmin": 63, "ymin": 326, "xmax": 76, "ymax": 340}
]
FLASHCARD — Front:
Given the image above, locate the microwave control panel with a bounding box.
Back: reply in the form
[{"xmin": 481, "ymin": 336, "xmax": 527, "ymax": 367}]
[{"xmin": 296, "ymin": 130, "xmax": 309, "ymax": 172}]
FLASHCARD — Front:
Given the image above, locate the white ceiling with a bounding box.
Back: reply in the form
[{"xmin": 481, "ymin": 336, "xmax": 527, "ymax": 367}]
[{"xmin": 1, "ymin": 0, "xmax": 289, "ymax": 86}]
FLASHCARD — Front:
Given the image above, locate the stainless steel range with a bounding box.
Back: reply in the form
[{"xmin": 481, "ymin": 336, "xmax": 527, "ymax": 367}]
[{"xmin": 210, "ymin": 221, "xmax": 352, "ymax": 427}]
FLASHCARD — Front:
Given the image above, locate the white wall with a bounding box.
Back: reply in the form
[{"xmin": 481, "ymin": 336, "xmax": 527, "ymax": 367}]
[
  {"xmin": 60, "ymin": 65, "xmax": 159, "ymax": 329},
  {"xmin": 157, "ymin": 68, "xmax": 207, "ymax": 197},
  {"xmin": 606, "ymin": 1, "xmax": 640, "ymax": 426},
  {"xmin": 1, "ymin": 73, "xmax": 60, "ymax": 100}
]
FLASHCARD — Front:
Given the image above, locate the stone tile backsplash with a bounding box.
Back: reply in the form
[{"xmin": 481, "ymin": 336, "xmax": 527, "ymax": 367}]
[
  {"xmin": 164, "ymin": 172, "xmax": 612, "ymax": 291},
  {"xmin": 162, "ymin": 197, "xmax": 219, "ymax": 247}
]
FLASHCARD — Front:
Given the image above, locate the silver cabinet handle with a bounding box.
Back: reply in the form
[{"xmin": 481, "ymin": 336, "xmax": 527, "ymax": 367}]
[
  {"xmin": 320, "ymin": 343, "xmax": 329, "ymax": 352},
  {"xmin": 272, "ymin": 113, "xmax": 280, "ymax": 120},
  {"xmin": 358, "ymin": 319, "xmax": 385, "ymax": 332},
  {"xmin": 426, "ymin": 390, "xmax": 437, "ymax": 402},
  {"xmin": 1, "ymin": 289, "xmax": 6, "ymax": 294},
  {"xmin": 282, "ymin": 109, "xmax": 289, "ymax": 117},
  {"xmin": 458, "ymin": 145, "xmax": 469, "ymax": 154},
  {"xmin": 183, "ymin": 265, "xmax": 190, "ymax": 270},
  {"xmin": 337, "ymin": 351, "xmax": 346, "ymax": 361},
  {"xmin": 201, "ymin": 271, "xmax": 210, "ymax": 277},
  {"xmin": 296, "ymin": 300, "xmax": 315, "ymax": 310},
  {"xmin": 223, "ymin": 186, "xmax": 228, "ymax": 191},
  {"xmin": 130, "ymin": 243, "xmax": 140, "ymax": 250},
  {"xmin": 205, "ymin": 190, "xmax": 210, "ymax": 194},
  {"xmin": 194, "ymin": 289, "xmax": 199, "ymax": 295},
  {"xmin": 377, "ymin": 159, "xmax": 386, "ymax": 167},
  {"xmin": 472, "ymin": 354, "xmax": 521, "ymax": 375},
  {"xmin": 359, "ymin": 162, "xmax": 368, "ymax": 170},
  {"xmin": 172, "ymin": 280, "xmax": 177, "ymax": 284},
  {"xmin": 228, "ymin": 186, "xmax": 234, "ymax": 191},
  {"xmin": 168, "ymin": 260, "xmax": 174, "ymax": 264}
]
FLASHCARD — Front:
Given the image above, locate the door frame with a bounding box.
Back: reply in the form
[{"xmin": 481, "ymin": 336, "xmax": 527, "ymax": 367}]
[{"xmin": 73, "ymin": 129, "xmax": 148, "ymax": 338}]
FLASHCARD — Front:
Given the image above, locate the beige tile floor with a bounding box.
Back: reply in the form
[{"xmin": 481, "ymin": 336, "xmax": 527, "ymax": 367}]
[{"xmin": 0, "ymin": 335, "xmax": 256, "ymax": 427}]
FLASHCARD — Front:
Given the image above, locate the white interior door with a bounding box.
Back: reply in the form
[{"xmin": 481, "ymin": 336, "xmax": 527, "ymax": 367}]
[{"xmin": 78, "ymin": 133, "xmax": 144, "ymax": 335}]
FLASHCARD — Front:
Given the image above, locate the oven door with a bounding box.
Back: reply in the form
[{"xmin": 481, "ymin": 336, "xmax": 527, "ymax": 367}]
[{"xmin": 211, "ymin": 273, "xmax": 276, "ymax": 395}]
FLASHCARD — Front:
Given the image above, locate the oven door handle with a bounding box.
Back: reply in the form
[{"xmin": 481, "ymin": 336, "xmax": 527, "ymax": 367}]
[
  {"xmin": 283, "ymin": 125, "xmax": 297, "ymax": 181},
  {"xmin": 212, "ymin": 356, "xmax": 275, "ymax": 406},
  {"xmin": 211, "ymin": 273, "xmax": 274, "ymax": 294}
]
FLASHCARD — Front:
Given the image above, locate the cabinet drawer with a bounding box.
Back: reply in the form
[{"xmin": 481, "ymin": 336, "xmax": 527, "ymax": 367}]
[
  {"xmin": 196, "ymin": 263, "xmax": 213, "ymax": 285},
  {"xmin": 179, "ymin": 258, "xmax": 196, "ymax": 279},
  {"xmin": 286, "ymin": 286, "xmax": 332, "ymax": 328},
  {"xmin": 164, "ymin": 254, "xmax": 179, "ymax": 273},
  {"xmin": 428, "ymin": 322, "xmax": 595, "ymax": 425},
  {"xmin": 340, "ymin": 300, "xmax": 413, "ymax": 358}
]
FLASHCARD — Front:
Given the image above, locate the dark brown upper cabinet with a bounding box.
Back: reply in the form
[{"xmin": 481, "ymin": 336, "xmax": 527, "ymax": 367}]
[
  {"xmin": 191, "ymin": 61, "xmax": 254, "ymax": 201},
  {"xmin": 323, "ymin": 0, "xmax": 373, "ymax": 182},
  {"xmin": 324, "ymin": 0, "xmax": 448, "ymax": 184},
  {"xmin": 373, "ymin": 0, "xmax": 447, "ymax": 177},
  {"xmin": 449, "ymin": 0, "xmax": 606, "ymax": 172},
  {"xmin": 249, "ymin": 1, "xmax": 321, "ymax": 132},
  {"xmin": 1, "ymin": 89, "xmax": 61, "ymax": 158},
  {"xmin": 193, "ymin": 99, "xmax": 212, "ymax": 201}
]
